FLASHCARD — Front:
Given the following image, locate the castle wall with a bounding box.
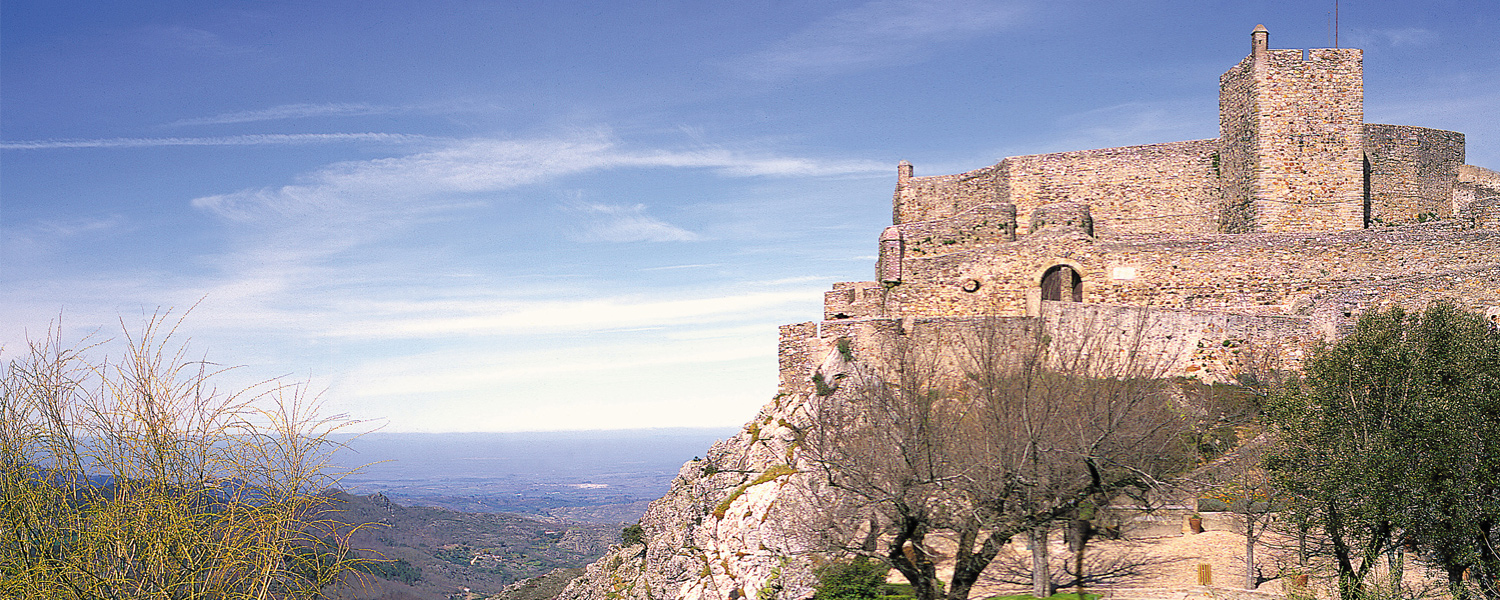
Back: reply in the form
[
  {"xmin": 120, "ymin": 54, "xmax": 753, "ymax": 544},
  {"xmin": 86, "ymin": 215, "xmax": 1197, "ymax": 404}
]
[
  {"xmin": 1363, "ymin": 124, "xmax": 1465, "ymax": 225},
  {"xmin": 790, "ymin": 306, "xmax": 1316, "ymax": 390},
  {"xmin": 1456, "ymin": 164, "xmax": 1500, "ymax": 228},
  {"xmin": 864, "ymin": 222, "xmax": 1500, "ymax": 324},
  {"xmin": 1217, "ymin": 54, "xmax": 1259, "ymax": 232},
  {"xmin": 892, "ymin": 163, "xmax": 999, "ymax": 225},
  {"xmin": 896, "ymin": 203, "xmax": 1017, "ymax": 260},
  {"xmin": 996, "ymin": 140, "xmax": 1221, "ymax": 237}
]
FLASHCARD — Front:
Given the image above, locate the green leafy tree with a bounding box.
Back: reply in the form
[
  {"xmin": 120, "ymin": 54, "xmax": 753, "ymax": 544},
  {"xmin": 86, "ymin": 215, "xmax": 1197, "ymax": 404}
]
[
  {"xmin": 1265, "ymin": 302, "xmax": 1500, "ymax": 600},
  {"xmin": 621, "ymin": 523, "xmax": 645, "ymax": 546}
]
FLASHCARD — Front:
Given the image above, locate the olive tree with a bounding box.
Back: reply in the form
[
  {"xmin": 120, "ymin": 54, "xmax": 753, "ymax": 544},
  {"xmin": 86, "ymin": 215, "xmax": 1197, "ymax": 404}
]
[{"xmin": 1265, "ymin": 302, "xmax": 1500, "ymax": 600}]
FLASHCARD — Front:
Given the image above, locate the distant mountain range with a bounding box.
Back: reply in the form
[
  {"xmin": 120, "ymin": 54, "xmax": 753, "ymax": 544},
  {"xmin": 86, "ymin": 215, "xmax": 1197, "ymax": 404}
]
[{"xmin": 329, "ymin": 429, "xmax": 734, "ymax": 523}]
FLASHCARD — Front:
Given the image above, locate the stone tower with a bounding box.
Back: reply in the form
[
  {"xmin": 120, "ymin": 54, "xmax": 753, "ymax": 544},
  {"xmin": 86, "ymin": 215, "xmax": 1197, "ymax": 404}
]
[{"xmin": 1218, "ymin": 25, "xmax": 1366, "ymax": 233}]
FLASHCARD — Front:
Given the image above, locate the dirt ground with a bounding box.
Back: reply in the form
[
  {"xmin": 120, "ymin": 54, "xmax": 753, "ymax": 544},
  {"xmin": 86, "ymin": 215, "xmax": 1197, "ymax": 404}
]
[{"xmin": 907, "ymin": 528, "xmax": 1441, "ymax": 599}]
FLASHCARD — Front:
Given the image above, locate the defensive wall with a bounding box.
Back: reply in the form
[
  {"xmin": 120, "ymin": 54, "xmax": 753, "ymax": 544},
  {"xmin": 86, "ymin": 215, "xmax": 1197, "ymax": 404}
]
[
  {"xmin": 795, "ymin": 25, "xmax": 1500, "ymax": 392},
  {"xmin": 889, "ymin": 27, "xmax": 1480, "ymax": 236},
  {"xmin": 780, "ymin": 302, "xmax": 1317, "ymax": 396}
]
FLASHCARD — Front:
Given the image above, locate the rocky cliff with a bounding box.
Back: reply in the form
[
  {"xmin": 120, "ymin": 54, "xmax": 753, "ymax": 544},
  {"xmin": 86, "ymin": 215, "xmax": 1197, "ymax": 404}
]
[{"xmin": 555, "ymin": 335, "xmax": 861, "ymax": 600}]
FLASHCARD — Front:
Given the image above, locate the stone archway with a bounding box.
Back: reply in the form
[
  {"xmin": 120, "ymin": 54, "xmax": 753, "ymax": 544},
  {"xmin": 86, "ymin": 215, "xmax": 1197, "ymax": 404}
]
[{"xmin": 1041, "ymin": 265, "xmax": 1083, "ymax": 302}]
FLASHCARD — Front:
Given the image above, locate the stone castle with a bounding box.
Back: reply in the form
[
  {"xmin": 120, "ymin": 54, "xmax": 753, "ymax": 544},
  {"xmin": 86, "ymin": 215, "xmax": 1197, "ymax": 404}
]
[
  {"xmin": 789, "ymin": 25, "xmax": 1500, "ymax": 385},
  {"xmin": 559, "ymin": 27, "xmax": 1500, "ymax": 600}
]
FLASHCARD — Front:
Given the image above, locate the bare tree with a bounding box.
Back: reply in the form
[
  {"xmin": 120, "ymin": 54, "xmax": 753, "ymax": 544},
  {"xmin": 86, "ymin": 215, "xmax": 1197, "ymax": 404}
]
[
  {"xmin": 982, "ymin": 539, "xmax": 1183, "ymax": 595},
  {"xmin": 800, "ymin": 307, "xmax": 1192, "ymax": 600}
]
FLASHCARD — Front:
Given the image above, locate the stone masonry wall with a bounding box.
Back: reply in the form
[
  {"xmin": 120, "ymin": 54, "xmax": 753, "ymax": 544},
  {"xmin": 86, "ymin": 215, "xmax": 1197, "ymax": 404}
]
[
  {"xmin": 860, "ymin": 221, "xmax": 1500, "ymax": 323},
  {"xmin": 892, "ymin": 163, "xmax": 1000, "ymax": 225},
  {"xmin": 996, "ymin": 139, "xmax": 1221, "ymax": 237},
  {"xmin": 1250, "ymin": 48, "xmax": 1366, "ymax": 232},
  {"xmin": 1456, "ymin": 164, "xmax": 1500, "ymax": 228},
  {"xmin": 896, "ymin": 203, "xmax": 1017, "ymax": 260},
  {"xmin": 1218, "ymin": 53, "xmax": 1259, "ymax": 232},
  {"xmin": 1364, "ymin": 124, "xmax": 1465, "ymax": 225}
]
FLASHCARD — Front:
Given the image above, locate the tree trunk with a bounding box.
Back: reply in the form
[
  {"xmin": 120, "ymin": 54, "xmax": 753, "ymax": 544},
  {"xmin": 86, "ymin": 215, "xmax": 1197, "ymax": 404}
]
[
  {"xmin": 1387, "ymin": 545, "xmax": 1402, "ymax": 589},
  {"xmin": 1244, "ymin": 517, "xmax": 1256, "ymax": 589},
  {"xmin": 1031, "ymin": 526, "xmax": 1051, "ymax": 598},
  {"xmin": 1070, "ymin": 518, "xmax": 1091, "ymax": 600}
]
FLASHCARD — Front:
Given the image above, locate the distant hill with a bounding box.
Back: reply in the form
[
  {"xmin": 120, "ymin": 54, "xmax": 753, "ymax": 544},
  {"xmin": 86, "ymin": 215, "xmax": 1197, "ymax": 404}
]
[
  {"xmin": 330, "ymin": 429, "xmax": 733, "ymax": 523},
  {"xmin": 328, "ymin": 491, "xmax": 621, "ymax": 600}
]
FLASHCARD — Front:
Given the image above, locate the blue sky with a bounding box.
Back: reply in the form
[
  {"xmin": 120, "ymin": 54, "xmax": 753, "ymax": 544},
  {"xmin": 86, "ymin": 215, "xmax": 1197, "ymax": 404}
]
[{"xmin": 4, "ymin": 0, "xmax": 1498, "ymax": 432}]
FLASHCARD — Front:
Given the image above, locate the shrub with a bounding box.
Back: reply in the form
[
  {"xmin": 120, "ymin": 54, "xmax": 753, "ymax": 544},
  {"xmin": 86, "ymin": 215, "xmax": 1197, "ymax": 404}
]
[
  {"xmin": 814, "ymin": 558, "xmax": 889, "ymax": 600},
  {"xmin": 813, "ymin": 373, "xmax": 836, "ymax": 396},
  {"xmin": 355, "ymin": 557, "xmax": 422, "ymax": 584},
  {"xmin": 621, "ymin": 523, "xmax": 646, "ymax": 546},
  {"xmin": 0, "ymin": 313, "xmax": 369, "ymax": 599},
  {"xmin": 836, "ymin": 338, "xmax": 855, "ymax": 362}
]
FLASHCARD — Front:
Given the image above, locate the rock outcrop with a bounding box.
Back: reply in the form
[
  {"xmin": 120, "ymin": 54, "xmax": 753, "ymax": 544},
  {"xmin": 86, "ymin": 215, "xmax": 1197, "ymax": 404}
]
[{"xmin": 555, "ymin": 386, "xmax": 832, "ymax": 600}]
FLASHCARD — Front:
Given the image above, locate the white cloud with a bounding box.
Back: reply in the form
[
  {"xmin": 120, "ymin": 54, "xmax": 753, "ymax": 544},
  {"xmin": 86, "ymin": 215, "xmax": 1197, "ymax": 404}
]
[
  {"xmin": 170, "ymin": 103, "xmax": 397, "ymax": 126},
  {"xmin": 982, "ymin": 99, "xmax": 1216, "ymax": 159},
  {"xmin": 189, "ymin": 133, "xmax": 884, "ymax": 225},
  {"xmin": 1055, "ymin": 100, "xmax": 1215, "ymax": 148},
  {"xmin": 1347, "ymin": 28, "xmax": 1439, "ymax": 48},
  {"xmin": 319, "ymin": 288, "xmax": 815, "ymax": 339},
  {"xmin": 566, "ymin": 202, "xmax": 700, "ymax": 243},
  {"xmin": 0, "ymin": 133, "xmax": 431, "ymax": 150},
  {"xmin": 729, "ymin": 0, "xmax": 1027, "ymax": 79},
  {"xmin": 137, "ymin": 24, "xmax": 252, "ymax": 56},
  {"xmin": 2, "ymin": 215, "xmax": 128, "ymax": 263}
]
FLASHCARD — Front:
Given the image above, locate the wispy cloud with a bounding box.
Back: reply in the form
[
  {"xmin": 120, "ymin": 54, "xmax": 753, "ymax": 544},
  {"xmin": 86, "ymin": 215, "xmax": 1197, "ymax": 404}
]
[
  {"xmin": 985, "ymin": 99, "xmax": 1215, "ymax": 159},
  {"xmin": 640, "ymin": 263, "xmax": 718, "ymax": 271},
  {"xmin": 0, "ymin": 133, "xmax": 432, "ymax": 150},
  {"xmin": 1054, "ymin": 100, "xmax": 1215, "ymax": 148},
  {"xmin": 136, "ymin": 24, "xmax": 253, "ymax": 56},
  {"xmin": 1347, "ymin": 27, "xmax": 1439, "ymax": 48},
  {"xmin": 321, "ymin": 288, "xmax": 815, "ymax": 339},
  {"xmin": 565, "ymin": 202, "xmax": 700, "ymax": 243},
  {"xmin": 729, "ymin": 0, "xmax": 1027, "ymax": 79},
  {"xmin": 170, "ymin": 103, "xmax": 398, "ymax": 126},
  {"xmin": 2, "ymin": 215, "xmax": 129, "ymax": 263},
  {"xmin": 190, "ymin": 132, "xmax": 885, "ymax": 224}
]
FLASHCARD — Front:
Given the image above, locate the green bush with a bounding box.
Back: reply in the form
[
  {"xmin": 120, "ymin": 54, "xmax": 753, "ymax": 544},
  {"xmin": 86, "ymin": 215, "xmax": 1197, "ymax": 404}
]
[
  {"xmin": 814, "ymin": 558, "xmax": 888, "ymax": 600},
  {"xmin": 813, "ymin": 373, "xmax": 836, "ymax": 396},
  {"xmin": 621, "ymin": 523, "xmax": 645, "ymax": 546}
]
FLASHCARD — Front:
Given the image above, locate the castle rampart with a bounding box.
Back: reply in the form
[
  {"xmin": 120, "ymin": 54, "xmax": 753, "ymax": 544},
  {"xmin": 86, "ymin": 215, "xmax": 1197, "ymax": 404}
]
[
  {"xmin": 1363, "ymin": 124, "xmax": 1465, "ymax": 225},
  {"xmin": 798, "ymin": 25, "xmax": 1499, "ymax": 385},
  {"xmin": 1456, "ymin": 164, "xmax": 1500, "ymax": 227},
  {"xmin": 864, "ymin": 221, "xmax": 1500, "ymax": 320}
]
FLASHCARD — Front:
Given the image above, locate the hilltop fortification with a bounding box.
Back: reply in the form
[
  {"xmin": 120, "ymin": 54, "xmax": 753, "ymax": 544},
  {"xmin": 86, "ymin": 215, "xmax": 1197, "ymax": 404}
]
[
  {"xmin": 819, "ymin": 25, "xmax": 1499, "ymax": 384},
  {"xmin": 558, "ymin": 27, "xmax": 1500, "ymax": 600}
]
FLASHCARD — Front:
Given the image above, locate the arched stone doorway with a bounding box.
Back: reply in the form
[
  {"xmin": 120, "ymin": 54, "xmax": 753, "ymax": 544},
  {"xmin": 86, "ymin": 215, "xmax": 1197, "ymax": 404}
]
[{"xmin": 1041, "ymin": 265, "xmax": 1083, "ymax": 302}]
